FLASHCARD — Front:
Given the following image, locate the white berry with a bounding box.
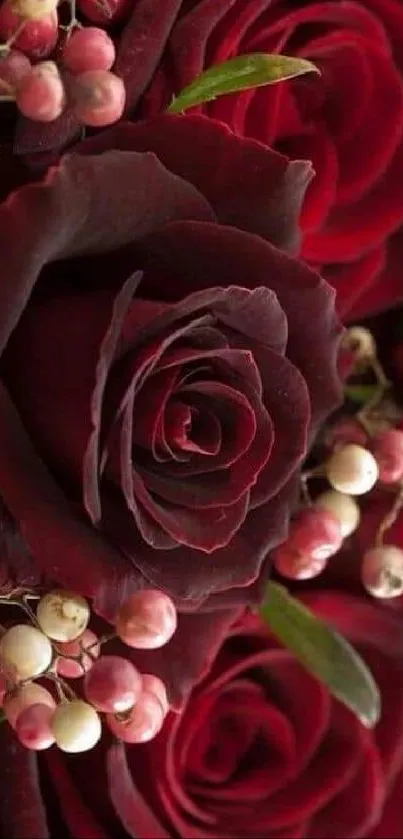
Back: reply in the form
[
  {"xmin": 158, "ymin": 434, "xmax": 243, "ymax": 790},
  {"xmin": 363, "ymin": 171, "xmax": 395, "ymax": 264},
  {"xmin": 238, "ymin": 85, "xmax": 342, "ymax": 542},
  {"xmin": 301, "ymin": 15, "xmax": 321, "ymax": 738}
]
[
  {"xmin": 362, "ymin": 545, "xmax": 403, "ymax": 599},
  {"xmin": 10, "ymin": 0, "xmax": 58, "ymax": 18},
  {"xmin": 50, "ymin": 700, "xmax": 102, "ymax": 753},
  {"xmin": 0, "ymin": 625, "xmax": 52, "ymax": 680},
  {"xmin": 326, "ymin": 444, "xmax": 378, "ymax": 495},
  {"xmin": 36, "ymin": 590, "xmax": 90, "ymax": 642},
  {"xmin": 342, "ymin": 326, "xmax": 376, "ymax": 360},
  {"xmin": 315, "ymin": 490, "xmax": 360, "ymax": 538}
]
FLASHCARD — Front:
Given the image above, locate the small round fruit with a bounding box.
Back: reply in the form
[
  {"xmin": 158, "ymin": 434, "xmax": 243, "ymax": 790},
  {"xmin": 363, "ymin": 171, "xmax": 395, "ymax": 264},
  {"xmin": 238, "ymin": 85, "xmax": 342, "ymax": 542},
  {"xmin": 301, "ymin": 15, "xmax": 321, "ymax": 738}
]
[
  {"xmin": 326, "ymin": 444, "xmax": 379, "ymax": 495},
  {"xmin": 362, "ymin": 545, "xmax": 403, "ymax": 598},
  {"xmin": 324, "ymin": 419, "xmax": 368, "ymax": 452},
  {"xmin": 70, "ymin": 69, "xmax": 125, "ymax": 127},
  {"xmin": 15, "ymin": 703, "xmax": 55, "ymax": 750},
  {"xmin": 106, "ymin": 690, "xmax": 164, "ymax": 743},
  {"xmin": 342, "ymin": 326, "xmax": 376, "ymax": 361},
  {"xmin": 141, "ymin": 674, "xmax": 168, "ymax": 716},
  {"xmin": 62, "ymin": 27, "xmax": 116, "ymax": 74},
  {"xmin": 0, "ymin": 6, "xmax": 58, "ymax": 59},
  {"xmin": 37, "ymin": 589, "xmax": 90, "ymax": 642},
  {"xmin": 371, "ymin": 429, "xmax": 403, "ymax": 484},
  {"xmin": 273, "ymin": 546, "xmax": 328, "ymax": 581},
  {"xmin": 315, "ymin": 490, "xmax": 360, "ymax": 538},
  {"xmin": 84, "ymin": 655, "xmax": 141, "ymax": 713},
  {"xmin": 16, "ymin": 61, "xmax": 65, "ymax": 122},
  {"xmin": 116, "ymin": 590, "xmax": 177, "ymax": 650},
  {"xmin": 10, "ymin": 0, "xmax": 58, "ymax": 19},
  {"xmin": 0, "ymin": 625, "xmax": 52, "ymax": 680},
  {"xmin": 4, "ymin": 683, "xmax": 55, "ymax": 728},
  {"xmin": 0, "ymin": 49, "xmax": 31, "ymax": 89},
  {"xmin": 56, "ymin": 629, "xmax": 100, "ymax": 679},
  {"xmin": 50, "ymin": 700, "xmax": 102, "ymax": 753}
]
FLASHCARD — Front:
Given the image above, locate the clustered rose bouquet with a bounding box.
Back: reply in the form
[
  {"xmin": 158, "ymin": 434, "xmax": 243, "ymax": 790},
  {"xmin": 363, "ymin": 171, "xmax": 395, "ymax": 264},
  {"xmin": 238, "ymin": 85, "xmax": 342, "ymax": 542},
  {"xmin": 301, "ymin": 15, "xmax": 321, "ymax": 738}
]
[{"xmin": 1, "ymin": 1, "xmax": 403, "ymax": 837}]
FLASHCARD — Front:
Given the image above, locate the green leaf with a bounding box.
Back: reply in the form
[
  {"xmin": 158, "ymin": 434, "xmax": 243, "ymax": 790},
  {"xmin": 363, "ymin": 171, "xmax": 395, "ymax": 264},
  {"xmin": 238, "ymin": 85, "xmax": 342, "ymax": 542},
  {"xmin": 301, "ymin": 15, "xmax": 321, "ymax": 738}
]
[
  {"xmin": 344, "ymin": 384, "xmax": 378, "ymax": 405},
  {"xmin": 167, "ymin": 53, "xmax": 319, "ymax": 114},
  {"xmin": 260, "ymin": 582, "xmax": 381, "ymax": 728}
]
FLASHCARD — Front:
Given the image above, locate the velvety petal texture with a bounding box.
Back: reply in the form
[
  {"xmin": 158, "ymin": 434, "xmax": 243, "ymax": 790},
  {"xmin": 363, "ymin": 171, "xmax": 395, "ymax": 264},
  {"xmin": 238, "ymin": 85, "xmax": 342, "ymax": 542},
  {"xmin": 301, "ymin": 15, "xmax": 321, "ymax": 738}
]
[
  {"xmin": 133, "ymin": 0, "xmax": 403, "ymax": 321},
  {"xmin": 0, "ymin": 115, "xmax": 340, "ymax": 703}
]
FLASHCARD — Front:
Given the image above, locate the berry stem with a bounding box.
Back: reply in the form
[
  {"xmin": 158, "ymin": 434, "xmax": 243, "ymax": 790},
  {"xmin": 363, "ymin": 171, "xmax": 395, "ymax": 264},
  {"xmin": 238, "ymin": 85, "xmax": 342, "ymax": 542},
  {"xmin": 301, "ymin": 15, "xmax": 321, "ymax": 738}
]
[{"xmin": 357, "ymin": 357, "xmax": 391, "ymax": 434}]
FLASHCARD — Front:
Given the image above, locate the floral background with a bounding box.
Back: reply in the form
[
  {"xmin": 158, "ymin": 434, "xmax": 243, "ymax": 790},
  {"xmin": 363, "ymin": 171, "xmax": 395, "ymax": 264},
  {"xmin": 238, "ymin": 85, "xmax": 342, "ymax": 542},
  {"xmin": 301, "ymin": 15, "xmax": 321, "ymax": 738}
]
[{"xmin": 1, "ymin": 0, "xmax": 403, "ymax": 837}]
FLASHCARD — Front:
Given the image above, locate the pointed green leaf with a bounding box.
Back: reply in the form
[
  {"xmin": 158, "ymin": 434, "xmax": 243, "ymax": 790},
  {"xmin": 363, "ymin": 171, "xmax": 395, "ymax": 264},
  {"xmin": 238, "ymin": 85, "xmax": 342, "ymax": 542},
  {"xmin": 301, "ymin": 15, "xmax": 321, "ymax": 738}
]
[
  {"xmin": 344, "ymin": 384, "xmax": 378, "ymax": 405},
  {"xmin": 260, "ymin": 582, "xmax": 381, "ymax": 728},
  {"xmin": 167, "ymin": 53, "xmax": 319, "ymax": 114}
]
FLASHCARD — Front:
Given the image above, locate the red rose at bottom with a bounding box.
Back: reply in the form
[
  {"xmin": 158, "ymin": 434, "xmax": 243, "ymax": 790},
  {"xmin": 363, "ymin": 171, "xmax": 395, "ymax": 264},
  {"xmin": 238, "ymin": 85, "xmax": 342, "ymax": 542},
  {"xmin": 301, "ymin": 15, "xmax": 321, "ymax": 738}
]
[{"xmin": 1, "ymin": 592, "xmax": 403, "ymax": 839}]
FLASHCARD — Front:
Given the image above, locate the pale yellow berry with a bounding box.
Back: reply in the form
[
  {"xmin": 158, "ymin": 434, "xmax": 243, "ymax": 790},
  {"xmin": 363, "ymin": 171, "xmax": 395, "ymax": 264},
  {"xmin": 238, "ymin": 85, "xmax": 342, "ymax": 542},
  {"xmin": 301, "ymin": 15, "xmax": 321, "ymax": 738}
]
[
  {"xmin": 50, "ymin": 700, "xmax": 102, "ymax": 753},
  {"xmin": 326, "ymin": 444, "xmax": 378, "ymax": 495},
  {"xmin": 342, "ymin": 326, "xmax": 376, "ymax": 360},
  {"xmin": 361, "ymin": 545, "xmax": 403, "ymax": 598},
  {"xmin": 315, "ymin": 490, "xmax": 360, "ymax": 538},
  {"xmin": 36, "ymin": 590, "xmax": 90, "ymax": 642},
  {"xmin": 0, "ymin": 625, "xmax": 53, "ymax": 680},
  {"xmin": 10, "ymin": 0, "xmax": 58, "ymax": 19}
]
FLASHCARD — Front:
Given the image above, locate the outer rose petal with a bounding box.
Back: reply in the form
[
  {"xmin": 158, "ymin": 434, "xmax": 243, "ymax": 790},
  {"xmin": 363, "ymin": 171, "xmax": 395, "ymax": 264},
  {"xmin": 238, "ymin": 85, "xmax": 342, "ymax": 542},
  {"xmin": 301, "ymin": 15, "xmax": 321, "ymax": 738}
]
[
  {"xmin": 79, "ymin": 116, "xmax": 314, "ymax": 255},
  {"xmin": 0, "ymin": 147, "xmax": 213, "ymax": 355},
  {"xmin": 0, "ymin": 725, "xmax": 49, "ymax": 838}
]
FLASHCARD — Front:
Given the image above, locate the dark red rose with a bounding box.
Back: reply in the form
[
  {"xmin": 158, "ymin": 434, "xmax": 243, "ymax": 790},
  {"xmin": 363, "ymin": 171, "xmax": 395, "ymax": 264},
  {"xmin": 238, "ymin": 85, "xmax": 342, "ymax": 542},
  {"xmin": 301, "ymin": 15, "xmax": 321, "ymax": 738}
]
[
  {"xmin": 2, "ymin": 591, "xmax": 403, "ymax": 839},
  {"xmin": 0, "ymin": 114, "xmax": 341, "ymax": 703},
  {"xmin": 114, "ymin": 0, "xmax": 403, "ymax": 323}
]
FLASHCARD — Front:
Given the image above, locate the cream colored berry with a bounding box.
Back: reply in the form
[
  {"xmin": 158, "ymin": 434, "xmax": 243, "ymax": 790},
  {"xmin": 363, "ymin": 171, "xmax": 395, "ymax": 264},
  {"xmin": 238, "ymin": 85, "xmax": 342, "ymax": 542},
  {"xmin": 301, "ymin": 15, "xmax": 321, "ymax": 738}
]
[
  {"xmin": 10, "ymin": 0, "xmax": 58, "ymax": 19},
  {"xmin": 315, "ymin": 490, "xmax": 360, "ymax": 538},
  {"xmin": 0, "ymin": 625, "xmax": 53, "ymax": 680},
  {"xmin": 326, "ymin": 444, "xmax": 378, "ymax": 495},
  {"xmin": 362, "ymin": 545, "xmax": 403, "ymax": 598},
  {"xmin": 36, "ymin": 590, "xmax": 90, "ymax": 642},
  {"xmin": 50, "ymin": 700, "xmax": 102, "ymax": 753},
  {"xmin": 342, "ymin": 326, "xmax": 376, "ymax": 361}
]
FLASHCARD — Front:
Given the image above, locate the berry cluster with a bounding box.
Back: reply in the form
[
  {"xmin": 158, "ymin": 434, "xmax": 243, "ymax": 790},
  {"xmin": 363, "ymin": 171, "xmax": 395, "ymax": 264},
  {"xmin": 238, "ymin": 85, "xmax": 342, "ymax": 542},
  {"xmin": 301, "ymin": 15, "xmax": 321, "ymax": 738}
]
[
  {"xmin": 0, "ymin": 0, "xmax": 126, "ymax": 126},
  {"xmin": 0, "ymin": 587, "xmax": 177, "ymax": 753},
  {"xmin": 273, "ymin": 326, "xmax": 403, "ymax": 599}
]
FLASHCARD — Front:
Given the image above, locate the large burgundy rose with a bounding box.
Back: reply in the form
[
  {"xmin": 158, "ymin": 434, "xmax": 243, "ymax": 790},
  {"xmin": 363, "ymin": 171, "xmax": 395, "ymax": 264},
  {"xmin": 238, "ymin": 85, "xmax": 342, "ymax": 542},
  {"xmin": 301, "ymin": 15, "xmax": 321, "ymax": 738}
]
[
  {"xmin": 2, "ymin": 591, "xmax": 403, "ymax": 838},
  {"xmin": 0, "ymin": 114, "xmax": 341, "ymax": 702},
  {"xmin": 113, "ymin": 0, "xmax": 403, "ymax": 323}
]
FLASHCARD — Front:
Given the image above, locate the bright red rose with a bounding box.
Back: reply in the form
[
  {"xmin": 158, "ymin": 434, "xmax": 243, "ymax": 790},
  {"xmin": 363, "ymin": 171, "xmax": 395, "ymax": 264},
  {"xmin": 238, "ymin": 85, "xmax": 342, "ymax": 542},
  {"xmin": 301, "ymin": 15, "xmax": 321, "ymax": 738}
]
[
  {"xmin": 2, "ymin": 591, "xmax": 403, "ymax": 838},
  {"xmin": 115, "ymin": 0, "xmax": 403, "ymax": 323},
  {"xmin": 0, "ymin": 114, "xmax": 341, "ymax": 703},
  {"xmin": 16, "ymin": 2, "xmax": 403, "ymax": 321}
]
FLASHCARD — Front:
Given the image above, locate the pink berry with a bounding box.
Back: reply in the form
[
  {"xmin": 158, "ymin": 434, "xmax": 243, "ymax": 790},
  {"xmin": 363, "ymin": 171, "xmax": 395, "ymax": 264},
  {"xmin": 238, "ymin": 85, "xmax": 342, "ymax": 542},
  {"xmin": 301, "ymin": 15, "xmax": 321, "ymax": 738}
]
[
  {"xmin": 16, "ymin": 60, "xmax": 65, "ymax": 122},
  {"xmin": 141, "ymin": 674, "xmax": 169, "ymax": 716},
  {"xmin": 273, "ymin": 545, "xmax": 328, "ymax": 581},
  {"xmin": 15, "ymin": 702, "xmax": 55, "ymax": 750},
  {"xmin": 62, "ymin": 27, "xmax": 115, "ymax": 75},
  {"xmin": 106, "ymin": 690, "xmax": 164, "ymax": 743},
  {"xmin": 0, "ymin": 5, "xmax": 57, "ymax": 59},
  {"xmin": 56, "ymin": 629, "xmax": 100, "ymax": 679},
  {"xmin": 0, "ymin": 49, "xmax": 31, "ymax": 89},
  {"xmin": 84, "ymin": 655, "xmax": 142, "ymax": 713},
  {"xmin": 4, "ymin": 683, "xmax": 55, "ymax": 728},
  {"xmin": 286, "ymin": 507, "xmax": 342, "ymax": 561},
  {"xmin": 77, "ymin": 0, "xmax": 130, "ymax": 24},
  {"xmin": 115, "ymin": 590, "xmax": 177, "ymax": 650},
  {"xmin": 69, "ymin": 69, "xmax": 125, "ymax": 127},
  {"xmin": 272, "ymin": 507, "xmax": 343, "ymax": 581},
  {"xmin": 9, "ymin": 0, "xmax": 58, "ymax": 19},
  {"xmin": 324, "ymin": 419, "xmax": 368, "ymax": 452},
  {"xmin": 371, "ymin": 429, "xmax": 403, "ymax": 484}
]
